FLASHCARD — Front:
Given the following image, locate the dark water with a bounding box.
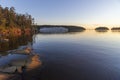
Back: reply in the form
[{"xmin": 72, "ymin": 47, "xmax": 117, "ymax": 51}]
[{"xmin": 1, "ymin": 30, "xmax": 120, "ymax": 80}]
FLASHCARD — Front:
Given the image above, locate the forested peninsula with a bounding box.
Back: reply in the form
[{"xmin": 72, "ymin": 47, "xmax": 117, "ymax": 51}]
[{"xmin": 0, "ymin": 6, "xmax": 34, "ymax": 36}]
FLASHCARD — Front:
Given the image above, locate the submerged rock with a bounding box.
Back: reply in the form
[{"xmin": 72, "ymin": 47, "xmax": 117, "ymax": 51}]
[
  {"xmin": 0, "ymin": 54, "xmax": 41, "ymax": 74},
  {"xmin": 0, "ymin": 66, "xmax": 17, "ymax": 73}
]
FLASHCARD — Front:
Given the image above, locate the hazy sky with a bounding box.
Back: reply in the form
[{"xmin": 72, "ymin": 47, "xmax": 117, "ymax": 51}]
[{"xmin": 0, "ymin": 0, "xmax": 120, "ymax": 27}]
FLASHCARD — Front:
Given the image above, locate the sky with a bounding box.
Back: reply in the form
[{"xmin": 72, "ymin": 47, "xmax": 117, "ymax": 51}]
[{"xmin": 0, "ymin": 0, "xmax": 120, "ymax": 28}]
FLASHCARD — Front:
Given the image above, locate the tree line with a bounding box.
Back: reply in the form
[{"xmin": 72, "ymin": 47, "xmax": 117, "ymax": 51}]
[{"xmin": 0, "ymin": 5, "xmax": 34, "ymax": 32}]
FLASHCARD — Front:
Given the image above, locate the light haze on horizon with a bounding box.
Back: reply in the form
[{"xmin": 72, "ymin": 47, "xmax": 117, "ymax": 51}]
[{"xmin": 0, "ymin": 0, "xmax": 120, "ymax": 28}]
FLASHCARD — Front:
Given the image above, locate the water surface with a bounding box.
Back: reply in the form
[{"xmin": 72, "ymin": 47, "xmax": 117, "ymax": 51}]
[
  {"xmin": 33, "ymin": 30, "xmax": 120, "ymax": 80},
  {"xmin": 1, "ymin": 30, "xmax": 120, "ymax": 80}
]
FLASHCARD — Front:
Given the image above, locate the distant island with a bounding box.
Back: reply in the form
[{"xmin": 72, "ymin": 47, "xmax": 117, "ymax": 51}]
[
  {"xmin": 35, "ymin": 25, "xmax": 86, "ymax": 33},
  {"xmin": 111, "ymin": 27, "xmax": 120, "ymax": 30},
  {"xmin": 95, "ymin": 27, "xmax": 109, "ymax": 32}
]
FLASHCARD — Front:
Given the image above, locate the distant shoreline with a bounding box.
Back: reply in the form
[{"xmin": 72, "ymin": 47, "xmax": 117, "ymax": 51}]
[
  {"xmin": 34, "ymin": 25, "xmax": 120, "ymax": 33},
  {"xmin": 35, "ymin": 25, "xmax": 86, "ymax": 33}
]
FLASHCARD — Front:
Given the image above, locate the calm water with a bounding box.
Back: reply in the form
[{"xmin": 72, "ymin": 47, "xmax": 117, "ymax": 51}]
[{"xmin": 1, "ymin": 30, "xmax": 120, "ymax": 80}]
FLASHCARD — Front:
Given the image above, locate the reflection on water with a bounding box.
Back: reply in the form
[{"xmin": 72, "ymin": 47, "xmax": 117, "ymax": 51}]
[
  {"xmin": 111, "ymin": 30, "xmax": 120, "ymax": 33},
  {"xmin": 95, "ymin": 30, "xmax": 108, "ymax": 33},
  {"xmin": 0, "ymin": 34, "xmax": 33, "ymax": 52}
]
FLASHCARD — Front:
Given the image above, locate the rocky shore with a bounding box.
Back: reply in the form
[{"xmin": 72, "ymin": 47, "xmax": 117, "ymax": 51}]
[{"xmin": 0, "ymin": 46, "xmax": 42, "ymax": 80}]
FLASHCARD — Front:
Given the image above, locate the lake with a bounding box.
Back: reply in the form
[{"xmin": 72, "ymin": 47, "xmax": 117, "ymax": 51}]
[{"xmin": 1, "ymin": 30, "xmax": 120, "ymax": 80}]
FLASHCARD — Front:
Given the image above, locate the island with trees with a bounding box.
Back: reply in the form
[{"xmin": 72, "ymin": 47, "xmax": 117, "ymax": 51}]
[
  {"xmin": 111, "ymin": 27, "xmax": 120, "ymax": 31},
  {"xmin": 36, "ymin": 25, "xmax": 86, "ymax": 33},
  {"xmin": 95, "ymin": 27, "xmax": 109, "ymax": 32}
]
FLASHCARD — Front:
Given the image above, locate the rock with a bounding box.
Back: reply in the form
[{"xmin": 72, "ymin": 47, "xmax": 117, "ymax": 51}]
[
  {"xmin": 0, "ymin": 73, "xmax": 14, "ymax": 80},
  {"xmin": 0, "ymin": 66, "xmax": 17, "ymax": 73}
]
